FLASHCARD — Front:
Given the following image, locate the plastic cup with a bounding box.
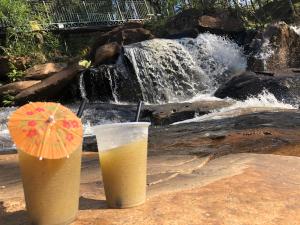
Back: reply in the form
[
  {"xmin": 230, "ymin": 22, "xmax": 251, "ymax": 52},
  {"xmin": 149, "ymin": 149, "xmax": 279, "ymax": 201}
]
[
  {"xmin": 93, "ymin": 122, "xmax": 150, "ymax": 208},
  {"xmin": 18, "ymin": 145, "xmax": 82, "ymax": 225}
]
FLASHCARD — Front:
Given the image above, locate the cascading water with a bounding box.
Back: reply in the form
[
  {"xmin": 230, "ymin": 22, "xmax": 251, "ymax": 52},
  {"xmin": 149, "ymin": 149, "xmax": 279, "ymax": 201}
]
[{"xmin": 86, "ymin": 33, "xmax": 247, "ymax": 104}]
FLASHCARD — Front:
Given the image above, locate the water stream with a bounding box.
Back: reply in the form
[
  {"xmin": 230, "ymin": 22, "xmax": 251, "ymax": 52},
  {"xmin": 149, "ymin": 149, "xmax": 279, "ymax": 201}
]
[{"xmin": 0, "ymin": 32, "xmax": 297, "ymax": 151}]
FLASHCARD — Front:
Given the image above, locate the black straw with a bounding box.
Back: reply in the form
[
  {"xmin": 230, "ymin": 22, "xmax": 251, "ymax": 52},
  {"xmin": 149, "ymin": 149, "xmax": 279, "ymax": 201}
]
[
  {"xmin": 134, "ymin": 101, "xmax": 143, "ymax": 122},
  {"xmin": 77, "ymin": 98, "xmax": 88, "ymax": 118}
]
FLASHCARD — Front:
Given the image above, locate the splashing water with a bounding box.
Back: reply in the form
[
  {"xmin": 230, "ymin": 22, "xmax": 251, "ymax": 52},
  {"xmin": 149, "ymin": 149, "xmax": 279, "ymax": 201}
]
[
  {"xmin": 178, "ymin": 33, "xmax": 247, "ymax": 85},
  {"xmin": 88, "ymin": 33, "xmax": 247, "ymax": 104},
  {"xmin": 173, "ymin": 90, "xmax": 298, "ymax": 124},
  {"xmin": 291, "ymin": 26, "xmax": 300, "ymax": 35}
]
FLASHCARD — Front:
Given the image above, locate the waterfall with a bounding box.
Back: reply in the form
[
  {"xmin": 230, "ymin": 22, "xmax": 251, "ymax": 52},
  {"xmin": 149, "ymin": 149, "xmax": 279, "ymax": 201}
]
[{"xmin": 85, "ymin": 33, "xmax": 247, "ymax": 104}]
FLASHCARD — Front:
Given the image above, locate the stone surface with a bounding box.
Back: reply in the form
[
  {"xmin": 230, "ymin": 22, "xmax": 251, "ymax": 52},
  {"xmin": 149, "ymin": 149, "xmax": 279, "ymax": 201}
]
[
  {"xmin": 24, "ymin": 63, "xmax": 67, "ymax": 80},
  {"xmin": 14, "ymin": 63, "xmax": 83, "ymax": 105},
  {"xmin": 248, "ymin": 22, "xmax": 300, "ymax": 71},
  {"xmin": 0, "ymin": 81, "xmax": 41, "ymax": 96},
  {"xmin": 89, "ymin": 23, "xmax": 155, "ymax": 63},
  {"xmin": 141, "ymin": 100, "xmax": 233, "ymax": 125},
  {"xmin": 214, "ymin": 71, "xmax": 300, "ymax": 103},
  {"xmin": 94, "ymin": 42, "xmax": 121, "ymax": 66},
  {"xmin": 1, "ymin": 153, "xmax": 300, "ymax": 224}
]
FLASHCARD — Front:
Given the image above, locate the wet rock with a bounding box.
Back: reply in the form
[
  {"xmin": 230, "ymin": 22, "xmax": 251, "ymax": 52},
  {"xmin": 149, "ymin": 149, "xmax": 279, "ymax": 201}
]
[
  {"xmin": 248, "ymin": 22, "xmax": 300, "ymax": 71},
  {"xmin": 214, "ymin": 71, "xmax": 300, "ymax": 103},
  {"xmin": 0, "ymin": 81, "xmax": 41, "ymax": 96},
  {"xmin": 90, "ymin": 22, "xmax": 155, "ymax": 63},
  {"xmin": 24, "ymin": 63, "xmax": 67, "ymax": 80},
  {"xmin": 141, "ymin": 101, "xmax": 233, "ymax": 125},
  {"xmin": 14, "ymin": 63, "xmax": 83, "ymax": 105},
  {"xmin": 94, "ymin": 42, "xmax": 121, "ymax": 66}
]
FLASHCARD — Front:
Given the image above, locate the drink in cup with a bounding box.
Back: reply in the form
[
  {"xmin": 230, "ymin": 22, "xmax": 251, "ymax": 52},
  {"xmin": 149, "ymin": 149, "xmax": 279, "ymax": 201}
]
[
  {"xmin": 93, "ymin": 122, "xmax": 150, "ymax": 208},
  {"xmin": 18, "ymin": 146, "xmax": 82, "ymax": 225},
  {"xmin": 8, "ymin": 102, "xmax": 84, "ymax": 225}
]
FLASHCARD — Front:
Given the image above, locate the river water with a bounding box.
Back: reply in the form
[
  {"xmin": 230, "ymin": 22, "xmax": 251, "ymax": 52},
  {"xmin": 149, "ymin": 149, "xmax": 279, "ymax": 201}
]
[{"xmin": 0, "ymin": 32, "xmax": 298, "ymax": 151}]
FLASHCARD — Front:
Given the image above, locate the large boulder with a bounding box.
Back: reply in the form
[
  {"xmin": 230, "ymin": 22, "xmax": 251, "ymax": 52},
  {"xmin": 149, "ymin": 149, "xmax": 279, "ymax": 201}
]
[
  {"xmin": 14, "ymin": 63, "xmax": 83, "ymax": 105},
  {"xmin": 198, "ymin": 12, "xmax": 244, "ymax": 33},
  {"xmin": 24, "ymin": 63, "xmax": 67, "ymax": 80},
  {"xmin": 214, "ymin": 70, "xmax": 300, "ymax": 103},
  {"xmin": 248, "ymin": 22, "xmax": 300, "ymax": 71},
  {"xmin": 90, "ymin": 22, "xmax": 155, "ymax": 63},
  {"xmin": 94, "ymin": 42, "xmax": 121, "ymax": 66},
  {"xmin": 0, "ymin": 80, "xmax": 41, "ymax": 96}
]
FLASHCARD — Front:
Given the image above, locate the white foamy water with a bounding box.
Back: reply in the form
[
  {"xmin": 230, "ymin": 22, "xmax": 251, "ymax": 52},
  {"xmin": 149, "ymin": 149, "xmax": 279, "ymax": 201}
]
[
  {"xmin": 291, "ymin": 25, "xmax": 300, "ymax": 35},
  {"xmin": 97, "ymin": 33, "xmax": 247, "ymax": 104},
  {"xmin": 173, "ymin": 90, "xmax": 298, "ymax": 125}
]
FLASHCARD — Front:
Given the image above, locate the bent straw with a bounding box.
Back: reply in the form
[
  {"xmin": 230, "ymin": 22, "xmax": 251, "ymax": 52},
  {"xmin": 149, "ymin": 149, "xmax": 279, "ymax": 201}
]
[
  {"xmin": 77, "ymin": 98, "xmax": 88, "ymax": 118},
  {"xmin": 135, "ymin": 101, "xmax": 143, "ymax": 122}
]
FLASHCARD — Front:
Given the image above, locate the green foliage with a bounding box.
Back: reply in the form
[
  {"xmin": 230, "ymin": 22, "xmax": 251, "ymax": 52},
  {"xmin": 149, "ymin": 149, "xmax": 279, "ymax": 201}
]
[
  {"xmin": 7, "ymin": 63, "xmax": 24, "ymax": 82},
  {"xmin": 2, "ymin": 94, "xmax": 14, "ymax": 106},
  {"xmin": 0, "ymin": 0, "xmax": 61, "ymax": 61}
]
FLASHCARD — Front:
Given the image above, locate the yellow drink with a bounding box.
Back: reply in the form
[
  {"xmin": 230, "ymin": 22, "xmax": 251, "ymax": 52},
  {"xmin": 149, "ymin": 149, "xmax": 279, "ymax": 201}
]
[
  {"xmin": 99, "ymin": 138, "xmax": 148, "ymax": 208},
  {"xmin": 18, "ymin": 146, "xmax": 82, "ymax": 225}
]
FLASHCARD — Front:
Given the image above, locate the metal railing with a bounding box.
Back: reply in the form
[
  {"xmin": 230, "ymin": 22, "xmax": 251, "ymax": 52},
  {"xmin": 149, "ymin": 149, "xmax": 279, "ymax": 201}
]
[{"xmin": 29, "ymin": 0, "xmax": 152, "ymax": 30}]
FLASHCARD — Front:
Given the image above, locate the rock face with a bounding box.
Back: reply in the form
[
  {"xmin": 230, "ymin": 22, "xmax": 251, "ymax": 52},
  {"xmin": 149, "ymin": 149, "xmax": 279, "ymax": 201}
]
[
  {"xmin": 0, "ymin": 81, "xmax": 41, "ymax": 96},
  {"xmin": 164, "ymin": 8, "xmax": 203, "ymax": 36},
  {"xmin": 24, "ymin": 63, "xmax": 67, "ymax": 80},
  {"xmin": 90, "ymin": 22, "xmax": 155, "ymax": 64},
  {"xmin": 214, "ymin": 71, "xmax": 300, "ymax": 103},
  {"xmin": 14, "ymin": 64, "xmax": 83, "ymax": 105},
  {"xmin": 248, "ymin": 22, "xmax": 300, "ymax": 71},
  {"xmin": 142, "ymin": 100, "xmax": 233, "ymax": 125}
]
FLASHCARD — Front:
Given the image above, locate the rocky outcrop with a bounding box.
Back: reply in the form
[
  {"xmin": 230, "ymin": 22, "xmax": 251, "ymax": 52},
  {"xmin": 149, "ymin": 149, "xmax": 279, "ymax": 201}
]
[
  {"xmin": 24, "ymin": 63, "xmax": 67, "ymax": 80},
  {"xmin": 142, "ymin": 101, "xmax": 232, "ymax": 125},
  {"xmin": 248, "ymin": 22, "xmax": 300, "ymax": 71},
  {"xmin": 3, "ymin": 110, "xmax": 300, "ymax": 224},
  {"xmin": 198, "ymin": 12, "xmax": 244, "ymax": 33},
  {"xmin": 214, "ymin": 70, "xmax": 300, "ymax": 103},
  {"xmin": 0, "ymin": 81, "xmax": 41, "ymax": 96},
  {"xmin": 90, "ymin": 22, "xmax": 155, "ymax": 64},
  {"xmin": 14, "ymin": 63, "xmax": 83, "ymax": 105}
]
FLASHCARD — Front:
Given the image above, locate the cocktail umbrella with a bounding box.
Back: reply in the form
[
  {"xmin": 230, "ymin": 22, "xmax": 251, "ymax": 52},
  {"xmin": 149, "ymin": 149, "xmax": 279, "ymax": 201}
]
[{"xmin": 8, "ymin": 102, "xmax": 83, "ymax": 160}]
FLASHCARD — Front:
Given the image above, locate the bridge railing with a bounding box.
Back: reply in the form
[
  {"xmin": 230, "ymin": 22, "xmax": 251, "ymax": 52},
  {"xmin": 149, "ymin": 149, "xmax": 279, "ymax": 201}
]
[{"xmin": 29, "ymin": 0, "xmax": 152, "ymax": 30}]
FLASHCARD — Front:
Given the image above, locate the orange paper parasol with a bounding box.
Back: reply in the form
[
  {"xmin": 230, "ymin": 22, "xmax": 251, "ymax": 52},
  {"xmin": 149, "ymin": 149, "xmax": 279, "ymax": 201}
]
[{"xmin": 8, "ymin": 102, "xmax": 83, "ymax": 159}]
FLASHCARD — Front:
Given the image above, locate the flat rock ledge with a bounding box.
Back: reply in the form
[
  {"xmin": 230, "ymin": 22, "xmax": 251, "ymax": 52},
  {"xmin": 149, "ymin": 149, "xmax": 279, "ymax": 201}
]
[{"xmin": 1, "ymin": 153, "xmax": 300, "ymax": 225}]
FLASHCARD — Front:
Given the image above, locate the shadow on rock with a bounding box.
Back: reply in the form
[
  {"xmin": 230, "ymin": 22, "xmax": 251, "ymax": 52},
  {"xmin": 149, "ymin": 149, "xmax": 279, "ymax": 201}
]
[
  {"xmin": 79, "ymin": 196, "xmax": 108, "ymax": 210},
  {"xmin": 0, "ymin": 201, "xmax": 28, "ymax": 225}
]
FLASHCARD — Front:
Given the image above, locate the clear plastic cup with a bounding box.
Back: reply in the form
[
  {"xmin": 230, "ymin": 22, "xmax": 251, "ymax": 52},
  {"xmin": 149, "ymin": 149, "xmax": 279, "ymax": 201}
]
[
  {"xmin": 18, "ymin": 145, "xmax": 82, "ymax": 225},
  {"xmin": 93, "ymin": 122, "xmax": 150, "ymax": 208}
]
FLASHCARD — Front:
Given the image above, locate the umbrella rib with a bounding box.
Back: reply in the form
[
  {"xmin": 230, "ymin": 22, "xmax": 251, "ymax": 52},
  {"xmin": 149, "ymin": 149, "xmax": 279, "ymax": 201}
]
[
  {"xmin": 56, "ymin": 131, "xmax": 70, "ymax": 158},
  {"xmin": 56, "ymin": 124, "xmax": 83, "ymax": 139},
  {"xmin": 37, "ymin": 124, "xmax": 51, "ymax": 159}
]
